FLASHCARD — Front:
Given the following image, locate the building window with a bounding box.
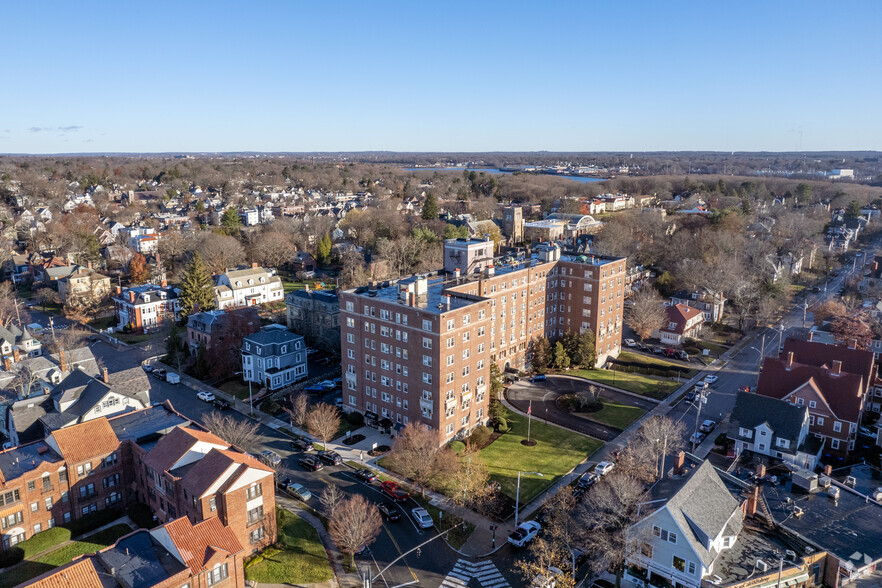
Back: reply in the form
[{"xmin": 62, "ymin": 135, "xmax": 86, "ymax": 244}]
[
  {"xmin": 207, "ymin": 563, "xmax": 229, "ymax": 586},
  {"xmin": 250, "ymin": 526, "xmax": 265, "ymax": 544},
  {"xmin": 641, "ymin": 543, "xmax": 653, "ymax": 558},
  {"xmin": 688, "ymin": 561, "xmax": 696, "ymax": 575},
  {"xmin": 673, "ymin": 556, "xmax": 686, "ymax": 573},
  {"xmin": 831, "ymin": 439, "xmax": 840, "ymax": 449},
  {"xmin": 809, "ymin": 400, "xmax": 817, "ymax": 408},
  {"xmin": 209, "ymin": 497, "xmax": 217, "ymax": 511},
  {"xmin": 247, "ymin": 506, "xmax": 264, "ymax": 524},
  {"xmin": 246, "ymin": 483, "xmax": 262, "ymax": 500},
  {"xmin": 833, "ymin": 421, "xmax": 842, "ymax": 432}
]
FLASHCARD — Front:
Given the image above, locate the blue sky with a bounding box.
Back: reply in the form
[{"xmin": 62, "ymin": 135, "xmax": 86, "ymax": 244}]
[{"xmin": 2, "ymin": 1, "xmax": 880, "ymax": 153}]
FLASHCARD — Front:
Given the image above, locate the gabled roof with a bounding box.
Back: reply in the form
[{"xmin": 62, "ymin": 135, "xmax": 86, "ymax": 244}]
[
  {"xmin": 782, "ymin": 338, "xmax": 875, "ymax": 388},
  {"xmin": 178, "ymin": 447, "xmax": 272, "ymax": 499},
  {"xmin": 143, "ymin": 426, "xmax": 229, "ymax": 474},
  {"xmin": 163, "ymin": 516, "xmax": 243, "ymax": 574},
  {"xmin": 25, "ymin": 557, "xmax": 106, "ymax": 588},
  {"xmin": 756, "ymin": 357, "xmax": 864, "ymax": 423},
  {"xmin": 49, "ymin": 418, "xmax": 120, "ymax": 464},
  {"xmin": 729, "ymin": 391, "xmax": 807, "ymax": 443},
  {"xmin": 662, "ymin": 303, "xmax": 703, "ymax": 334}
]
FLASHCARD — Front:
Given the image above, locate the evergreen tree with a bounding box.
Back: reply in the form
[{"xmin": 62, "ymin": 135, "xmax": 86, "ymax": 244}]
[
  {"xmin": 180, "ymin": 251, "xmax": 215, "ymax": 316},
  {"xmin": 421, "ymin": 192, "xmax": 439, "ymax": 220},
  {"xmin": 531, "ymin": 336, "xmax": 552, "ymax": 373},
  {"xmin": 316, "ymin": 234, "xmax": 332, "ymax": 265},
  {"xmin": 553, "ymin": 341, "xmax": 571, "ymax": 370},
  {"xmin": 192, "ymin": 341, "xmax": 209, "ymax": 379},
  {"xmin": 164, "ymin": 323, "xmax": 185, "ymax": 367},
  {"xmin": 221, "ymin": 208, "xmax": 240, "ymax": 235},
  {"xmin": 576, "ymin": 330, "xmax": 596, "ymax": 368}
]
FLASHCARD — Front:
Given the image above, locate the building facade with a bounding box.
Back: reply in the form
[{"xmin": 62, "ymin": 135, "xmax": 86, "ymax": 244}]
[
  {"xmin": 241, "ymin": 325, "xmax": 307, "ymax": 390},
  {"xmin": 285, "ymin": 287, "xmax": 340, "ymax": 354},
  {"xmin": 56, "ymin": 265, "xmax": 112, "ymax": 304},
  {"xmin": 214, "ymin": 265, "xmax": 285, "ymax": 310},
  {"xmin": 339, "ymin": 239, "xmax": 626, "ymax": 442},
  {"xmin": 113, "ymin": 283, "xmax": 181, "ymax": 332}
]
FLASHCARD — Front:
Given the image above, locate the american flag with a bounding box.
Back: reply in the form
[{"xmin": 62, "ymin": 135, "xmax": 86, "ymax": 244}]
[{"xmin": 527, "ymin": 401, "xmax": 532, "ymax": 415}]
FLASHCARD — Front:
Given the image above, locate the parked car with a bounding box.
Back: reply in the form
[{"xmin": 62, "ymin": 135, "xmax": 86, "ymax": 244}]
[
  {"xmin": 652, "ymin": 346, "xmax": 665, "ymax": 355},
  {"xmin": 411, "ymin": 507, "xmax": 434, "ymax": 529},
  {"xmin": 275, "ymin": 474, "xmax": 290, "ymax": 490},
  {"xmin": 354, "ymin": 469, "xmax": 378, "ymax": 483},
  {"xmin": 675, "ymin": 350, "xmax": 689, "ymax": 360},
  {"xmin": 212, "ymin": 399, "xmax": 231, "ymax": 410},
  {"xmin": 335, "ymin": 397, "xmax": 343, "ymax": 408},
  {"xmin": 292, "ymin": 438, "xmax": 313, "ymax": 452},
  {"xmin": 572, "ymin": 486, "xmax": 586, "ymax": 501},
  {"xmin": 142, "ymin": 364, "xmax": 153, "ymax": 373},
  {"xmin": 637, "ymin": 343, "xmax": 650, "ymax": 352},
  {"xmin": 260, "ymin": 450, "xmax": 282, "ymax": 467},
  {"xmin": 695, "ymin": 380, "xmax": 709, "ymax": 390},
  {"xmin": 197, "ymin": 391, "xmax": 215, "ymax": 402},
  {"xmin": 859, "ymin": 426, "xmax": 875, "ymax": 438},
  {"xmin": 508, "ymin": 521, "xmax": 542, "ymax": 547},
  {"xmin": 684, "ymin": 391, "xmax": 698, "ymax": 403},
  {"xmin": 703, "ymin": 375, "xmax": 719, "ymax": 384},
  {"xmin": 663, "ymin": 348, "xmax": 676, "ymax": 358},
  {"xmin": 594, "ymin": 461, "xmax": 615, "ymax": 476},
  {"xmin": 152, "ymin": 368, "xmax": 166, "ymax": 379},
  {"xmin": 319, "ymin": 380, "xmax": 337, "ymax": 390},
  {"xmin": 577, "ymin": 473, "xmax": 598, "ymax": 489},
  {"xmin": 532, "ymin": 566, "xmax": 564, "ymax": 588},
  {"xmin": 623, "ymin": 339, "xmax": 636, "ymax": 348},
  {"xmin": 317, "ymin": 450, "xmax": 342, "ymax": 466},
  {"xmin": 690, "ymin": 431, "xmax": 707, "ymax": 445},
  {"xmin": 738, "ymin": 385, "xmax": 751, "ymax": 393},
  {"xmin": 699, "ymin": 419, "xmax": 717, "ymax": 434},
  {"xmin": 299, "ymin": 456, "xmax": 324, "ymax": 472},
  {"xmin": 378, "ymin": 503, "xmax": 401, "ymax": 522},
  {"xmin": 304, "ymin": 385, "xmax": 325, "ymax": 393},
  {"xmin": 531, "ymin": 374, "xmax": 546, "ymax": 382},
  {"xmin": 380, "ymin": 481, "xmax": 410, "ymax": 502},
  {"xmin": 286, "ymin": 482, "xmax": 312, "ymax": 501}
]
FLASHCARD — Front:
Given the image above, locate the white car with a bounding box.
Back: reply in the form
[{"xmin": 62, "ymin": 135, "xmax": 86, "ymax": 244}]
[
  {"xmin": 411, "ymin": 507, "xmax": 434, "ymax": 529},
  {"xmin": 623, "ymin": 338, "xmax": 637, "ymax": 348},
  {"xmin": 703, "ymin": 375, "xmax": 719, "ymax": 384},
  {"xmin": 197, "ymin": 391, "xmax": 216, "ymax": 402},
  {"xmin": 594, "ymin": 461, "xmax": 615, "ymax": 476},
  {"xmin": 508, "ymin": 521, "xmax": 541, "ymax": 547}
]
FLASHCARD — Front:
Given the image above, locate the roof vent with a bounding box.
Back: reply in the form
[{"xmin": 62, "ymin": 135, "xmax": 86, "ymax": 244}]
[
  {"xmin": 756, "ymin": 559, "xmax": 769, "ymax": 572},
  {"xmin": 785, "ymin": 550, "xmax": 797, "ymax": 560}
]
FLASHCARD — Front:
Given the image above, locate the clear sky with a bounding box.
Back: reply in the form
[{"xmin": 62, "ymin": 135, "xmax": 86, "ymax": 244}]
[{"xmin": 2, "ymin": 1, "xmax": 880, "ymax": 154}]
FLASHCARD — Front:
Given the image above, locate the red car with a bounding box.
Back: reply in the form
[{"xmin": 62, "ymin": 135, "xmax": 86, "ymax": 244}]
[
  {"xmin": 663, "ymin": 348, "xmax": 676, "ymax": 358},
  {"xmin": 738, "ymin": 385, "xmax": 751, "ymax": 393},
  {"xmin": 380, "ymin": 481, "xmax": 410, "ymax": 502}
]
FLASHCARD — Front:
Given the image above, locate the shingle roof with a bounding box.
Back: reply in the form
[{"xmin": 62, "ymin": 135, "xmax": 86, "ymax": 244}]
[
  {"xmin": 729, "ymin": 391, "xmax": 807, "ymax": 444},
  {"xmin": 757, "ymin": 358, "xmax": 864, "ymax": 423},
  {"xmin": 25, "ymin": 557, "xmax": 106, "ymax": 588},
  {"xmin": 96, "ymin": 529, "xmax": 186, "ymax": 587},
  {"xmin": 243, "ymin": 325, "xmax": 302, "ymax": 346},
  {"xmin": 782, "ymin": 338, "xmax": 875, "ymax": 388},
  {"xmin": 143, "ymin": 426, "xmax": 229, "ymax": 474},
  {"xmin": 662, "ymin": 303, "xmax": 703, "ymax": 334},
  {"xmin": 178, "ymin": 447, "xmax": 272, "ymax": 499},
  {"xmin": 163, "ymin": 516, "xmax": 243, "ymax": 574},
  {"xmin": 49, "ymin": 418, "xmax": 120, "ymax": 464}
]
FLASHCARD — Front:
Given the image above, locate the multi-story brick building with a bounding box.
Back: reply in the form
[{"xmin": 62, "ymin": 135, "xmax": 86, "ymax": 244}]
[
  {"xmin": 0, "ymin": 402, "xmax": 276, "ymax": 556},
  {"xmin": 339, "ymin": 239, "xmax": 627, "ymax": 441},
  {"xmin": 113, "ymin": 283, "xmax": 182, "ymax": 332},
  {"xmin": 285, "ymin": 287, "xmax": 340, "ymax": 354}
]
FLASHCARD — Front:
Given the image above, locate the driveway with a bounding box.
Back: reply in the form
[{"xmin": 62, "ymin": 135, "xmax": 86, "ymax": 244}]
[{"xmin": 505, "ymin": 375, "xmax": 657, "ymax": 441}]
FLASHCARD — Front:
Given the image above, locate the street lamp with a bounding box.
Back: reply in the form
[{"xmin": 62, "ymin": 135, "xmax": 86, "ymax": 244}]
[
  {"xmin": 691, "ymin": 389, "xmax": 709, "ymax": 454},
  {"xmin": 233, "ymin": 371, "xmax": 254, "ymax": 415},
  {"xmin": 777, "ymin": 323, "xmax": 785, "ymax": 356},
  {"xmin": 515, "ymin": 471, "xmax": 543, "ymax": 527}
]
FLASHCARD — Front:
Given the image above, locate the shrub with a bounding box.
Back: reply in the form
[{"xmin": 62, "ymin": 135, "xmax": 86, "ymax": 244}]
[
  {"xmin": 449, "ymin": 440, "xmax": 466, "ymax": 453},
  {"xmin": 468, "ymin": 425, "xmax": 492, "ymax": 447},
  {"xmin": 127, "ymin": 502, "xmax": 156, "ymax": 530},
  {"xmin": 18, "ymin": 527, "xmax": 71, "ymax": 559},
  {"xmin": 346, "ymin": 411, "xmax": 365, "ymax": 426},
  {"xmin": 0, "ymin": 546, "xmax": 23, "ymax": 568},
  {"xmin": 260, "ymin": 399, "xmax": 281, "ymax": 414},
  {"xmin": 494, "ymin": 417, "xmax": 508, "ymax": 433}
]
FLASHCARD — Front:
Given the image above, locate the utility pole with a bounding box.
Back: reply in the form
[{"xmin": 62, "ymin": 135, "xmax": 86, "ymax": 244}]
[
  {"xmin": 692, "ymin": 390, "xmax": 707, "ymax": 453},
  {"xmin": 802, "ymin": 301, "xmax": 809, "ymax": 329}
]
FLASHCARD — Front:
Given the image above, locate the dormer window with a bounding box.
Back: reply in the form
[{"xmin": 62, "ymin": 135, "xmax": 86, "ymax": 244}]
[
  {"xmin": 259, "ymin": 277, "xmax": 265, "ymax": 283},
  {"xmin": 236, "ymin": 281, "xmax": 242, "ymax": 287},
  {"xmin": 248, "ymin": 279, "xmax": 254, "ymax": 285},
  {"xmin": 143, "ymin": 295, "xmax": 150, "ymax": 303}
]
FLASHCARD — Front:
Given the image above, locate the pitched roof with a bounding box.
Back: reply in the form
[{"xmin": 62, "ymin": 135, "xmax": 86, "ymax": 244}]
[
  {"xmin": 163, "ymin": 516, "xmax": 243, "ymax": 574},
  {"xmin": 662, "ymin": 303, "xmax": 703, "ymax": 334},
  {"xmin": 25, "ymin": 557, "xmax": 106, "ymax": 588},
  {"xmin": 756, "ymin": 357, "xmax": 864, "ymax": 423},
  {"xmin": 96, "ymin": 529, "xmax": 187, "ymax": 587},
  {"xmin": 49, "ymin": 418, "xmax": 120, "ymax": 464},
  {"xmin": 143, "ymin": 426, "xmax": 229, "ymax": 474},
  {"xmin": 782, "ymin": 338, "xmax": 875, "ymax": 388},
  {"xmin": 178, "ymin": 447, "xmax": 272, "ymax": 498},
  {"xmin": 729, "ymin": 391, "xmax": 807, "ymax": 443}
]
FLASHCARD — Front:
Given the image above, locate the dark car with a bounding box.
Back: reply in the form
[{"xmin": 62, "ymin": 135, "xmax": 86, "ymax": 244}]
[
  {"xmin": 304, "ymin": 385, "xmax": 325, "ymax": 393},
  {"xmin": 317, "ymin": 450, "xmax": 342, "ymax": 466},
  {"xmin": 378, "ymin": 503, "xmax": 401, "ymax": 522},
  {"xmin": 354, "ymin": 469, "xmax": 378, "ymax": 483},
  {"xmin": 675, "ymin": 350, "xmax": 689, "ymax": 360},
  {"xmin": 299, "ymin": 456, "xmax": 324, "ymax": 472},
  {"xmin": 684, "ymin": 391, "xmax": 698, "ymax": 403},
  {"xmin": 637, "ymin": 343, "xmax": 649, "ymax": 352},
  {"xmin": 652, "ymin": 346, "xmax": 664, "ymax": 355},
  {"xmin": 811, "ymin": 286, "xmax": 821, "ymax": 293},
  {"xmin": 275, "ymin": 474, "xmax": 291, "ymax": 490},
  {"xmin": 577, "ymin": 473, "xmax": 597, "ymax": 489},
  {"xmin": 572, "ymin": 486, "xmax": 586, "ymax": 501},
  {"xmin": 212, "ymin": 399, "xmax": 231, "ymax": 410},
  {"xmin": 291, "ymin": 438, "xmax": 313, "ymax": 452}
]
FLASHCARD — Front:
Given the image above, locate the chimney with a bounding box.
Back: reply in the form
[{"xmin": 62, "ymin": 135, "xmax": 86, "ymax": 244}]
[
  {"xmin": 485, "ymin": 265, "xmax": 495, "ymax": 277},
  {"xmin": 673, "ymin": 451, "xmax": 686, "ymax": 476},
  {"xmin": 444, "ymin": 294, "xmax": 451, "ymax": 310},
  {"xmin": 824, "ymin": 464, "xmax": 833, "ymax": 476},
  {"xmin": 128, "ymin": 290, "xmax": 136, "ymax": 303},
  {"xmin": 808, "ymin": 331, "xmax": 814, "ymax": 342},
  {"xmin": 831, "ymin": 360, "xmax": 842, "ymax": 376},
  {"xmin": 786, "ymin": 351, "xmax": 794, "ymax": 369},
  {"xmin": 59, "ymin": 349, "xmax": 67, "ymax": 372},
  {"xmin": 87, "ymin": 261, "xmax": 92, "ymax": 270},
  {"xmin": 3, "ymin": 357, "xmax": 11, "ymax": 371},
  {"xmin": 102, "ymin": 367, "xmax": 109, "ymax": 384},
  {"xmin": 756, "ymin": 463, "xmax": 766, "ymax": 478},
  {"xmin": 454, "ymin": 268, "xmax": 461, "ymax": 279},
  {"xmin": 746, "ymin": 485, "xmax": 759, "ymax": 517},
  {"xmin": 252, "ymin": 262, "xmax": 258, "ymax": 268},
  {"xmin": 12, "ymin": 348, "xmax": 20, "ymax": 363},
  {"xmin": 160, "ymin": 279, "xmax": 167, "ymax": 288},
  {"xmin": 116, "ymin": 285, "xmax": 122, "ymax": 295}
]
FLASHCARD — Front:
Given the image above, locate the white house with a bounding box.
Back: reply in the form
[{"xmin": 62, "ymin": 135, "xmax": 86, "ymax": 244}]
[
  {"xmin": 655, "ymin": 304, "xmax": 704, "ymax": 345},
  {"xmin": 214, "ymin": 265, "xmax": 285, "ymax": 310}
]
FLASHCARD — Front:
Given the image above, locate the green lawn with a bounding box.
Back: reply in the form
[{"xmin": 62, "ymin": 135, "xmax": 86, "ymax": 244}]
[
  {"xmin": 697, "ymin": 340, "xmax": 728, "ymax": 355},
  {"xmin": 617, "ymin": 351, "xmax": 697, "ymax": 378},
  {"xmin": 479, "ymin": 407, "xmax": 602, "ymax": 504},
  {"xmin": 0, "ymin": 561, "xmax": 56, "ymax": 588},
  {"xmin": 88, "ymin": 316, "xmax": 116, "ymax": 330},
  {"xmin": 579, "ymin": 397, "xmax": 645, "ymax": 429},
  {"xmin": 244, "ymin": 508, "xmax": 332, "ymax": 585},
  {"xmin": 219, "ymin": 379, "xmax": 253, "ymax": 400},
  {"xmin": 115, "ymin": 332, "xmax": 154, "ymax": 345},
  {"xmin": 570, "ymin": 369, "xmax": 679, "ymax": 400},
  {"xmin": 35, "ymin": 524, "xmax": 133, "ymax": 566}
]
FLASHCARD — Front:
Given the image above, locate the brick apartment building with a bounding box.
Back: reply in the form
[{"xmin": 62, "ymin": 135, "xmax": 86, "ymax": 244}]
[
  {"xmin": 339, "ymin": 239, "xmax": 627, "ymax": 442},
  {"xmin": 113, "ymin": 283, "xmax": 182, "ymax": 332},
  {"xmin": 0, "ymin": 403, "xmax": 275, "ymax": 556}
]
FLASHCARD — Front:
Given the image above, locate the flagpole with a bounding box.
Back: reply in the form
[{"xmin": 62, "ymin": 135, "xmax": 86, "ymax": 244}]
[{"xmin": 527, "ymin": 400, "xmax": 532, "ymax": 443}]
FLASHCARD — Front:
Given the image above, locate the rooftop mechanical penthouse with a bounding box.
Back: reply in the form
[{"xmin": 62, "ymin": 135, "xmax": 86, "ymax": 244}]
[{"xmin": 339, "ymin": 239, "xmax": 627, "ymax": 443}]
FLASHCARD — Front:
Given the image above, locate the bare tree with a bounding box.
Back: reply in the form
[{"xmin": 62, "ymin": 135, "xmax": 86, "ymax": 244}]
[
  {"xmin": 633, "ymin": 415, "xmax": 687, "ymax": 481},
  {"xmin": 538, "ymin": 490, "xmax": 584, "ymax": 577},
  {"xmin": 447, "ymin": 442, "xmax": 492, "ymax": 508},
  {"xmin": 202, "ymin": 411, "xmax": 260, "ymax": 452},
  {"xmin": 516, "ymin": 536, "xmax": 577, "ymax": 588},
  {"xmin": 328, "ymin": 494, "xmax": 383, "ymax": 568},
  {"xmin": 386, "ymin": 422, "xmax": 457, "ymax": 497},
  {"xmin": 250, "ymin": 231, "xmax": 296, "ymax": 269},
  {"xmin": 319, "ymin": 483, "xmax": 344, "ymax": 517},
  {"xmin": 196, "ymin": 232, "xmax": 246, "ymax": 273},
  {"xmin": 34, "ymin": 287, "xmax": 59, "ymax": 310},
  {"xmin": 306, "ymin": 403, "xmax": 341, "ymax": 448},
  {"xmin": 625, "ymin": 288, "xmax": 666, "ymax": 341},
  {"xmin": 0, "ymin": 282, "xmax": 21, "ymax": 328},
  {"xmin": 578, "ymin": 472, "xmax": 648, "ymax": 588},
  {"xmin": 10, "ymin": 363, "xmax": 43, "ymax": 399},
  {"xmin": 285, "ymin": 392, "xmax": 309, "ymax": 430}
]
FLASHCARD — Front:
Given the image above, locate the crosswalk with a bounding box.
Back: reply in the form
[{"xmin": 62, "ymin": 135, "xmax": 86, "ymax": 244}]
[{"xmin": 440, "ymin": 559, "xmax": 511, "ymax": 588}]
